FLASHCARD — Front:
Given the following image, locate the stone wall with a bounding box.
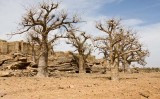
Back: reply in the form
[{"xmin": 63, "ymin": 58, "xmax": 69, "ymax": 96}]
[
  {"xmin": 0, "ymin": 40, "xmax": 8, "ymax": 54},
  {"xmin": 0, "ymin": 40, "xmax": 31, "ymax": 55},
  {"xmin": 0, "ymin": 40, "xmax": 54, "ymax": 56}
]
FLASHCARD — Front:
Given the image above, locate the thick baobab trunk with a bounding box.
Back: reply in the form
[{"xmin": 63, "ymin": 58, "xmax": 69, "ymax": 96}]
[
  {"xmin": 36, "ymin": 51, "xmax": 48, "ymax": 77},
  {"xmin": 111, "ymin": 57, "xmax": 119, "ymax": 81},
  {"xmin": 78, "ymin": 55, "xmax": 85, "ymax": 73},
  {"xmin": 111, "ymin": 63, "xmax": 119, "ymax": 81},
  {"xmin": 36, "ymin": 36, "xmax": 48, "ymax": 77},
  {"xmin": 110, "ymin": 51, "xmax": 119, "ymax": 80}
]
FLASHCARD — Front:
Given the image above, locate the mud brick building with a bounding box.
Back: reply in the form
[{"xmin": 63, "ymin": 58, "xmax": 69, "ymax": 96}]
[{"xmin": 0, "ymin": 39, "xmax": 31, "ymax": 55}]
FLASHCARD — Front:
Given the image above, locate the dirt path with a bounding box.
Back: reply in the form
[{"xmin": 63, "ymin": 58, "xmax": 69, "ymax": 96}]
[{"xmin": 0, "ymin": 72, "xmax": 160, "ymax": 99}]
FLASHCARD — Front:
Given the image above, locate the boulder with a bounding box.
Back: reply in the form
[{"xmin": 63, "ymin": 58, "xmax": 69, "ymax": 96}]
[
  {"xmin": 0, "ymin": 71, "xmax": 12, "ymax": 77},
  {"xmin": 17, "ymin": 62, "xmax": 31, "ymax": 69},
  {"xmin": 5, "ymin": 62, "xmax": 19, "ymax": 70},
  {"xmin": 12, "ymin": 52, "xmax": 24, "ymax": 57},
  {"xmin": 29, "ymin": 61, "xmax": 38, "ymax": 68},
  {"xmin": 18, "ymin": 57, "xmax": 27, "ymax": 62},
  {"xmin": 5, "ymin": 62, "xmax": 30, "ymax": 70},
  {"xmin": 0, "ymin": 55, "xmax": 12, "ymax": 66}
]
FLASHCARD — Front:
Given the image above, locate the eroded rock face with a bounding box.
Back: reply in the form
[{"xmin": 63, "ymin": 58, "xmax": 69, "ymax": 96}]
[
  {"xmin": 1, "ymin": 52, "xmax": 30, "ymax": 70},
  {"xmin": 7, "ymin": 62, "xmax": 30, "ymax": 70},
  {"xmin": 0, "ymin": 55, "xmax": 13, "ymax": 67},
  {"xmin": 0, "ymin": 51, "xmax": 106, "ymax": 76},
  {"xmin": 47, "ymin": 51, "xmax": 98, "ymax": 73},
  {"xmin": 0, "ymin": 40, "xmax": 111, "ymax": 75}
]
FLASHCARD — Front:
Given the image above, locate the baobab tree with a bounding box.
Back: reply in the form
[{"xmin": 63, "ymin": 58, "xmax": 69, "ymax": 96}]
[
  {"xmin": 66, "ymin": 28, "xmax": 92, "ymax": 73},
  {"xmin": 11, "ymin": 1, "xmax": 80, "ymax": 77},
  {"xmin": 119, "ymin": 31, "xmax": 149, "ymax": 73},
  {"xmin": 95, "ymin": 19, "xmax": 149, "ymax": 80}
]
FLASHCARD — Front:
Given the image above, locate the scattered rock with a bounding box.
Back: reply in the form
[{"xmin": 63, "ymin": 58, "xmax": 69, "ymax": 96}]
[
  {"xmin": 139, "ymin": 91, "xmax": 150, "ymax": 98},
  {"xmin": 0, "ymin": 93, "xmax": 7, "ymax": 97},
  {"xmin": 84, "ymin": 85, "xmax": 92, "ymax": 87},
  {"xmin": 58, "ymin": 86, "xmax": 65, "ymax": 89},
  {"xmin": 0, "ymin": 71, "xmax": 12, "ymax": 77},
  {"xmin": 68, "ymin": 85, "xmax": 74, "ymax": 89}
]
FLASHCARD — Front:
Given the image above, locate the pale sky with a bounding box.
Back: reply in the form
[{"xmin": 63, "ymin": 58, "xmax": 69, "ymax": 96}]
[{"xmin": 0, "ymin": 0, "xmax": 160, "ymax": 67}]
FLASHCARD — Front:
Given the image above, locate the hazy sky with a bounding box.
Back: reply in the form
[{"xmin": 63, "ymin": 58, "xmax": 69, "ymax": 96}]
[{"xmin": 0, "ymin": 0, "xmax": 160, "ymax": 67}]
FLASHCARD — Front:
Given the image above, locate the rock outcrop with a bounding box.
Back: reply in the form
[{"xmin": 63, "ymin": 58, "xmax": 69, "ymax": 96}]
[{"xmin": 0, "ymin": 40, "xmax": 107, "ymax": 76}]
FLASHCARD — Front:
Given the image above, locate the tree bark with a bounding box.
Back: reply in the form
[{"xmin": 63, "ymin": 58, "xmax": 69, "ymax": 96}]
[
  {"xmin": 111, "ymin": 58, "xmax": 119, "ymax": 81},
  {"xmin": 36, "ymin": 36, "xmax": 48, "ymax": 77},
  {"xmin": 78, "ymin": 55, "xmax": 85, "ymax": 73},
  {"xmin": 111, "ymin": 61, "xmax": 119, "ymax": 81}
]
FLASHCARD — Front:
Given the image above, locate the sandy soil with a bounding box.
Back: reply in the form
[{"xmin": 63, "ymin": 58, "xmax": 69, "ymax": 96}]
[{"xmin": 0, "ymin": 72, "xmax": 160, "ymax": 99}]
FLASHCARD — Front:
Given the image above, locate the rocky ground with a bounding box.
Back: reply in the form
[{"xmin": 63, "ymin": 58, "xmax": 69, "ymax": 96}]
[{"xmin": 0, "ymin": 72, "xmax": 160, "ymax": 99}]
